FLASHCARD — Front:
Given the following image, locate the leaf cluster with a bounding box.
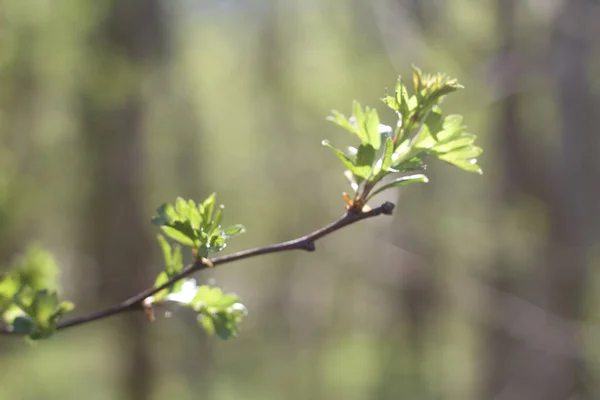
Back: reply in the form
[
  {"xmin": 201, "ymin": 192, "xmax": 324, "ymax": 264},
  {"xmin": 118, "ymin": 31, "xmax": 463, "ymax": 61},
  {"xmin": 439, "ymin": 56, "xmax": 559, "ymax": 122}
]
[
  {"xmin": 324, "ymin": 66, "xmax": 482, "ymax": 210},
  {"xmin": 151, "ymin": 194, "xmax": 245, "ymax": 258},
  {"xmin": 0, "ymin": 246, "xmax": 74, "ymax": 340},
  {"xmin": 148, "ymin": 195, "xmax": 247, "ymax": 339}
]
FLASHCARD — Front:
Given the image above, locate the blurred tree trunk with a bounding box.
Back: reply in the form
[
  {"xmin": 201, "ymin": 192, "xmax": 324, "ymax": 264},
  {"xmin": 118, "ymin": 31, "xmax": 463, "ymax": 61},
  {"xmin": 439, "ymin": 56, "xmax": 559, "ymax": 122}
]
[
  {"xmin": 483, "ymin": 1, "xmax": 598, "ymax": 398},
  {"xmin": 258, "ymin": 2, "xmax": 313, "ymax": 397},
  {"xmin": 78, "ymin": 1, "xmax": 167, "ymax": 399}
]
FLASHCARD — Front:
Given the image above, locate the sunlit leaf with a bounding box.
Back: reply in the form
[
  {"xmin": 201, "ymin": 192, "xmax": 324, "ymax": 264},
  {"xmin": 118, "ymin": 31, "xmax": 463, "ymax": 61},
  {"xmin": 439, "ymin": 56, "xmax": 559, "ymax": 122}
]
[
  {"xmin": 364, "ymin": 108, "xmax": 381, "ymax": 150},
  {"xmin": 327, "ymin": 111, "xmax": 361, "ymax": 141},
  {"xmin": 156, "ymin": 234, "xmax": 172, "ymax": 267},
  {"xmin": 432, "ymin": 134, "xmax": 477, "ymax": 153},
  {"xmin": 437, "ymin": 155, "xmax": 482, "ymax": 174},
  {"xmin": 223, "ymin": 224, "xmax": 245, "ymax": 238},
  {"xmin": 161, "ymin": 226, "xmax": 195, "ymax": 247},
  {"xmin": 366, "ymin": 174, "xmax": 429, "ymax": 201},
  {"xmin": 381, "ymin": 137, "xmax": 394, "ymax": 171},
  {"xmin": 352, "ymin": 101, "xmax": 368, "ymax": 143}
]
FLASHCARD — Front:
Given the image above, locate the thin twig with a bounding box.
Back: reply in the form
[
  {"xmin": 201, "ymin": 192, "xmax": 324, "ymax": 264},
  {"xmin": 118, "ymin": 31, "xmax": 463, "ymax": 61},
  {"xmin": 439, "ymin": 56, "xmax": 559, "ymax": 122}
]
[{"xmin": 0, "ymin": 201, "xmax": 394, "ymax": 335}]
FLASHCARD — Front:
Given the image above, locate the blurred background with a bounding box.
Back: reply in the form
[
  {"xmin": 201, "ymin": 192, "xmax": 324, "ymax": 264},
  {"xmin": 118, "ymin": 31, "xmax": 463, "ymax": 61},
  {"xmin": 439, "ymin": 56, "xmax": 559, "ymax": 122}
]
[{"xmin": 0, "ymin": 0, "xmax": 599, "ymax": 399}]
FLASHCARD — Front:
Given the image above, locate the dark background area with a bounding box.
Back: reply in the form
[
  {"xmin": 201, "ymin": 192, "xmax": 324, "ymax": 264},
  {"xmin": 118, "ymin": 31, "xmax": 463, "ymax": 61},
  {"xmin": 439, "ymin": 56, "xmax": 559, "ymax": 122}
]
[{"xmin": 1, "ymin": 0, "xmax": 599, "ymax": 399}]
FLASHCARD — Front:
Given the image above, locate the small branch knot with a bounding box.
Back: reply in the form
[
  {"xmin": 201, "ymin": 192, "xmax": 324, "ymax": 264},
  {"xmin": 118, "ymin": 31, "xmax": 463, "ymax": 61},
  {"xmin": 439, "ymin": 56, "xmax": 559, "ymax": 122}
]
[
  {"xmin": 302, "ymin": 241, "xmax": 316, "ymax": 251},
  {"xmin": 381, "ymin": 202, "xmax": 395, "ymax": 215}
]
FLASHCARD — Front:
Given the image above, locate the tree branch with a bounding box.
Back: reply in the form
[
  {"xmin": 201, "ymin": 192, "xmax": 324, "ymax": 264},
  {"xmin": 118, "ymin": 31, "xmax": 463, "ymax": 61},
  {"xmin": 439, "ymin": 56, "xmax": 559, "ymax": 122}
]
[{"xmin": 0, "ymin": 201, "xmax": 394, "ymax": 335}]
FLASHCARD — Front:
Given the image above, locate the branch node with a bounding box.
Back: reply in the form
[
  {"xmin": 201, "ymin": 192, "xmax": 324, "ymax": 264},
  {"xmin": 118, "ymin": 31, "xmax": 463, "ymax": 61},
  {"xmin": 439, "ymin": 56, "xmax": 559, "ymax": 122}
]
[
  {"xmin": 381, "ymin": 202, "xmax": 395, "ymax": 215},
  {"xmin": 303, "ymin": 241, "xmax": 316, "ymax": 251}
]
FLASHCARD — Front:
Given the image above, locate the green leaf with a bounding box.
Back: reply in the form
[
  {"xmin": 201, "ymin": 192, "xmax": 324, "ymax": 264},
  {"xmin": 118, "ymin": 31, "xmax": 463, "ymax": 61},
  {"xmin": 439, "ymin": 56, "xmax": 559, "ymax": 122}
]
[
  {"xmin": 396, "ymin": 77, "xmax": 410, "ymax": 118},
  {"xmin": 156, "ymin": 234, "xmax": 172, "ymax": 267},
  {"xmin": 366, "ymin": 174, "xmax": 429, "ymax": 201},
  {"xmin": 412, "ymin": 122, "xmax": 434, "ymax": 149},
  {"xmin": 208, "ymin": 235, "xmax": 227, "ymax": 253},
  {"xmin": 152, "ymin": 203, "xmax": 178, "ymax": 226},
  {"xmin": 394, "ymin": 156, "xmax": 426, "ymax": 173},
  {"xmin": 192, "ymin": 285, "xmax": 224, "ymax": 309},
  {"xmin": 327, "ymin": 111, "xmax": 361, "ymax": 141},
  {"xmin": 381, "ymin": 94, "xmax": 400, "ymax": 112},
  {"xmin": 161, "ymin": 226, "xmax": 196, "ymax": 247},
  {"xmin": 437, "ymin": 155, "xmax": 482, "ymax": 174},
  {"xmin": 188, "ymin": 201, "xmax": 201, "ymax": 230},
  {"xmin": 424, "ymin": 107, "xmax": 443, "ymax": 140},
  {"xmin": 171, "ymin": 245, "xmax": 183, "ymax": 273},
  {"xmin": 198, "ymin": 313, "xmax": 215, "ymax": 335},
  {"xmin": 443, "ymin": 145, "xmax": 483, "ymax": 160},
  {"xmin": 432, "ymin": 134, "xmax": 477, "ymax": 153},
  {"xmin": 31, "ymin": 290, "xmax": 59, "ymax": 323},
  {"xmin": 215, "ymin": 294, "xmax": 240, "ymax": 308},
  {"xmin": 56, "ymin": 301, "xmax": 75, "ymax": 315},
  {"xmin": 322, "ymin": 140, "xmax": 356, "ymax": 172},
  {"xmin": 223, "ymin": 224, "xmax": 245, "ymax": 238},
  {"xmin": 381, "ymin": 137, "xmax": 394, "ymax": 171},
  {"xmin": 364, "ymin": 108, "xmax": 381, "ymax": 150},
  {"xmin": 356, "ymin": 144, "xmax": 375, "ymax": 168},
  {"xmin": 201, "ymin": 193, "xmax": 216, "ymax": 226},
  {"xmin": 352, "ymin": 101, "xmax": 368, "ymax": 142},
  {"xmin": 412, "ymin": 65, "xmax": 424, "ymax": 98},
  {"xmin": 437, "ymin": 115, "xmax": 464, "ymax": 142},
  {"xmin": 209, "ymin": 205, "xmax": 224, "ymax": 233},
  {"xmin": 12, "ymin": 315, "xmax": 34, "ymax": 334},
  {"xmin": 213, "ymin": 311, "xmax": 236, "ymax": 339}
]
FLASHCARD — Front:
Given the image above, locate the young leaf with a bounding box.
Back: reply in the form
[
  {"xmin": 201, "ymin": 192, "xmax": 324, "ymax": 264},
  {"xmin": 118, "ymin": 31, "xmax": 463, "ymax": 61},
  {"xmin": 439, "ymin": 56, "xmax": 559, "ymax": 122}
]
[
  {"xmin": 175, "ymin": 197, "xmax": 190, "ymax": 220},
  {"xmin": 209, "ymin": 205, "xmax": 224, "ymax": 233},
  {"xmin": 152, "ymin": 203, "xmax": 178, "ymax": 226},
  {"xmin": 437, "ymin": 115, "xmax": 464, "ymax": 142},
  {"xmin": 381, "ymin": 137, "xmax": 394, "ymax": 171},
  {"xmin": 381, "ymin": 93, "xmax": 400, "ymax": 112},
  {"xmin": 327, "ymin": 111, "xmax": 361, "ymax": 141},
  {"xmin": 188, "ymin": 201, "xmax": 201, "ymax": 230},
  {"xmin": 364, "ymin": 108, "xmax": 381, "ymax": 150},
  {"xmin": 366, "ymin": 174, "xmax": 429, "ymax": 201},
  {"xmin": 161, "ymin": 226, "xmax": 196, "ymax": 247},
  {"xmin": 322, "ymin": 140, "xmax": 357, "ymax": 172},
  {"xmin": 156, "ymin": 234, "xmax": 172, "ymax": 267},
  {"xmin": 201, "ymin": 193, "xmax": 216, "ymax": 226},
  {"xmin": 12, "ymin": 315, "xmax": 35, "ymax": 334},
  {"xmin": 198, "ymin": 312, "xmax": 215, "ymax": 335},
  {"xmin": 223, "ymin": 224, "xmax": 246, "ymax": 238},
  {"xmin": 437, "ymin": 155, "xmax": 482, "ymax": 174},
  {"xmin": 355, "ymin": 144, "xmax": 376, "ymax": 169},
  {"xmin": 424, "ymin": 107, "xmax": 443, "ymax": 140},
  {"xmin": 432, "ymin": 134, "xmax": 477, "ymax": 153},
  {"xmin": 352, "ymin": 101, "xmax": 368, "ymax": 143}
]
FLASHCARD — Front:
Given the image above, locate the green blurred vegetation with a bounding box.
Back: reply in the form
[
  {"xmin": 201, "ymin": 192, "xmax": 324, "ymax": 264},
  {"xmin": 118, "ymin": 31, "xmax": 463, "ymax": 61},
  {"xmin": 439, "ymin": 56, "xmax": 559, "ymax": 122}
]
[{"xmin": 1, "ymin": 0, "xmax": 599, "ymax": 399}]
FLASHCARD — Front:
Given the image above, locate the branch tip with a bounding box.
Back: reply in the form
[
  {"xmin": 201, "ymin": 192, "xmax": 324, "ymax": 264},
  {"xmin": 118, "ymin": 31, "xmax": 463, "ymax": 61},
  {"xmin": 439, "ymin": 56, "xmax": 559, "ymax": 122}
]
[{"xmin": 381, "ymin": 202, "xmax": 395, "ymax": 215}]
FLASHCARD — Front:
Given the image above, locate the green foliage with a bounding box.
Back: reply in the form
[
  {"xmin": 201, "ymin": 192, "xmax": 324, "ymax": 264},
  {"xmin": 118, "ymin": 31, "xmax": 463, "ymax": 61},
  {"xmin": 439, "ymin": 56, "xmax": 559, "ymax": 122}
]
[
  {"xmin": 12, "ymin": 289, "xmax": 74, "ymax": 340},
  {"xmin": 147, "ymin": 278, "xmax": 247, "ymax": 340},
  {"xmin": 193, "ymin": 285, "xmax": 247, "ymax": 339},
  {"xmin": 0, "ymin": 245, "xmax": 73, "ymax": 340},
  {"xmin": 148, "ymin": 194, "xmax": 247, "ymax": 338},
  {"xmin": 151, "ymin": 194, "xmax": 245, "ymax": 258},
  {"xmin": 325, "ymin": 66, "xmax": 482, "ymax": 209}
]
